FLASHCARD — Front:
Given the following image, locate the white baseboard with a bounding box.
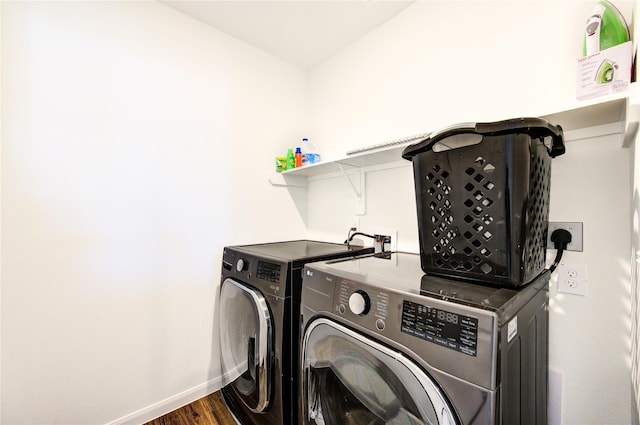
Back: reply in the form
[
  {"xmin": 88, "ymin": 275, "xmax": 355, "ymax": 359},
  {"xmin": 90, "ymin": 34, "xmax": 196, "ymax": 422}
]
[{"xmin": 105, "ymin": 376, "xmax": 224, "ymax": 425}]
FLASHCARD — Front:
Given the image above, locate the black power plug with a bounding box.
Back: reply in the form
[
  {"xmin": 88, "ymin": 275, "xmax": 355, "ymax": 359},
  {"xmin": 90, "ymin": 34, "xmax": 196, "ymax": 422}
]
[
  {"xmin": 548, "ymin": 228, "xmax": 573, "ymax": 273},
  {"xmin": 551, "ymin": 228, "xmax": 572, "ymax": 250}
]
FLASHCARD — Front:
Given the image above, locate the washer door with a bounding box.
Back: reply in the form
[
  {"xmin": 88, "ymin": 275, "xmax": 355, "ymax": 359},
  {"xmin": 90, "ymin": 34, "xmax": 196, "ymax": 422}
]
[
  {"xmin": 302, "ymin": 318, "xmax": 458, "ymax": 425},
  {"xmin": 220, "ymin": 278, "xmax": 272, "ymax": 413}
]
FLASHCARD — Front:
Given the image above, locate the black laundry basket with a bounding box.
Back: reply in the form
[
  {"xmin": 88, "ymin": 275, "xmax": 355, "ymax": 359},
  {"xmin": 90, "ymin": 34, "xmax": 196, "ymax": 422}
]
[{"xmin": 402, "ymin": 118, "xmax": 564, "ymax": 287}]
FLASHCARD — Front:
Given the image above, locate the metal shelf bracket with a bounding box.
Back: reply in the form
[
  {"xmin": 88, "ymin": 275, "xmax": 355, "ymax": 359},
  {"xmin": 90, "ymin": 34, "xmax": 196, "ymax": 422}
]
[{"xmin": 337, "ymin": 163, "xmax": 366, "ymax": 215}]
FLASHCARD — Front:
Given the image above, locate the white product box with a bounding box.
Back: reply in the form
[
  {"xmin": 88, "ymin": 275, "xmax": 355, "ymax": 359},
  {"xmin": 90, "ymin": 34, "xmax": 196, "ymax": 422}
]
[{"xmin": 576, "ymin": 41, "xmax": 632, "ymax": 101}]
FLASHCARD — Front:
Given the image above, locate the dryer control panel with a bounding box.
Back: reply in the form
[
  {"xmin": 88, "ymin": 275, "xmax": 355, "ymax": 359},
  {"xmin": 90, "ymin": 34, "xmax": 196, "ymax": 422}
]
[{"xmin": 222, "ymin": 248, "xmax": 287, "ymax": 297}]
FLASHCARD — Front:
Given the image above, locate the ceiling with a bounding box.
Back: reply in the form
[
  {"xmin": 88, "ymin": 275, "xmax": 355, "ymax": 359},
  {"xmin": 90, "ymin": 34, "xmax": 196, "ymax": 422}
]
[{"xmin": 161, "ymin": 1, "xmax": 415, "ymax": 69}]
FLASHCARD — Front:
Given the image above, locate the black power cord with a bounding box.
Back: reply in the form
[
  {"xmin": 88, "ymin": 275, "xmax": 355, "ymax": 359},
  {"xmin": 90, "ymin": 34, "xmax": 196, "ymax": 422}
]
[
  {"xmin": 548, "ymin": 228, "xmax": 572, "ymax": 273},
  {"xmin": 344, "ymin": 227, "xmax": 376, "ymax": 247},
  {"xmin": 345, "ymin": 231, "xmax": 376, "ymax": 244},
  {"xmin": 344, "ymin": 228, "xmax": 391, "ymax": 255}
]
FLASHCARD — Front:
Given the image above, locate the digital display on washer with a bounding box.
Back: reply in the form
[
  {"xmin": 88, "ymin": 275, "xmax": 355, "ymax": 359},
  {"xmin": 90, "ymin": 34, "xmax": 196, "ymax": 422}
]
[{"xmin": 401, "ymin": 300, "xmax": 478, "ymax": 356}]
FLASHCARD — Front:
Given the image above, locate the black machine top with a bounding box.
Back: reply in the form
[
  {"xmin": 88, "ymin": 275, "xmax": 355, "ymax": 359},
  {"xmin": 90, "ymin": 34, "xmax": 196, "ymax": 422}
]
[
  {"xmin": 311, "ymin": 252, "xmax": 549, "ymax": 316},
  {"xmin": 229, "ymin": 240, "xmax": 373, "ymax": 268}
]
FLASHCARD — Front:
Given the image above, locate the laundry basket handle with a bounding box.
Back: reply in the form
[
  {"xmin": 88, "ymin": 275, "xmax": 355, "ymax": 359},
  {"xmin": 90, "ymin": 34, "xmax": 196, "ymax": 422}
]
[{"xmin": 402, "ymin": 118, "xmax": 565, "ymax": 159}]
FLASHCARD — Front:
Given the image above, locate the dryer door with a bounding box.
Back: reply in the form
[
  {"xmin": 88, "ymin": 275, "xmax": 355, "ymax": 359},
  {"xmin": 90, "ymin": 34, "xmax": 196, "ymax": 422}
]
[
  {"xmin": 220, "ymin": 278, "xmax": 272, "ymax": 413},
  {"xmin": 302, "ymin": 318, "xmax": 458, "ymax": 425}
]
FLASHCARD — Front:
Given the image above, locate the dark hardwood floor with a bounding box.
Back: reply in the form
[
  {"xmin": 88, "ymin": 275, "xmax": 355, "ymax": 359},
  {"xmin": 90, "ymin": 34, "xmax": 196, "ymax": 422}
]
[{"xmin": 143, "ymin": 391, "xmax": 237, "ymax": 425}]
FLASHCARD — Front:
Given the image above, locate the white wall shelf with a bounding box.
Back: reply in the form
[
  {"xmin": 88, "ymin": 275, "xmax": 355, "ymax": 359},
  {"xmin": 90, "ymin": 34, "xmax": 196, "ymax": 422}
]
[
  {"xmin": 271, "ymin": 86, "xmax": 637, "ymax": 187},
  {"xmin": 271, "ymin": 143, "xmax": 412, "ymax": 181}
]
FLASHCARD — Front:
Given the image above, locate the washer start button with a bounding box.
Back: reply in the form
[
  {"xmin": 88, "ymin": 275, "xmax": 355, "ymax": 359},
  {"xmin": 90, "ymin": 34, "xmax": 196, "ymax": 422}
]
[{"xmin": 376, "ymin": 319, "xmax": 386, "ymax": 331}]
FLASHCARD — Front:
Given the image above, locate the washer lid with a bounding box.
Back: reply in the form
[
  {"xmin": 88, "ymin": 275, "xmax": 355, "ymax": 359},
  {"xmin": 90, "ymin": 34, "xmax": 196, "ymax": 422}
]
[{"xmin": 307, "ymin": 252, "xmax": 548, "ymax": 315}]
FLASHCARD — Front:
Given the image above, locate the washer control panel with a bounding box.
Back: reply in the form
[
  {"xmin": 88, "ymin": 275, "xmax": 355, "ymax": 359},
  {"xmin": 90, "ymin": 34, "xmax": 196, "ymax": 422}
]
[
  {"xmin": 401, "ymin": 300, "xmax": 478, "ymax": 357},
  {"xmin": 348, "ymin": 291, "xmax": 370, "ymax": 315},
  {"xmin": 332, "ymin": 275, "xmax": 485, "ymax": 359},
  {"xmin": 337, "ymin": 279, "xmax": 390, "ymax": 331}
]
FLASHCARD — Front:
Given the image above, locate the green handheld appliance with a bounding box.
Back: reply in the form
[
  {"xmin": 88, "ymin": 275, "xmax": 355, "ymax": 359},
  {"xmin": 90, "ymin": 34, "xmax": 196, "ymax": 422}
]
[
  {"xmin": 583, "ymin": 0, "xmax": 630, "ymax": 56},
  {"xmin": 595, "ymin": 59, "xmax": 618, "ymax": 83}
]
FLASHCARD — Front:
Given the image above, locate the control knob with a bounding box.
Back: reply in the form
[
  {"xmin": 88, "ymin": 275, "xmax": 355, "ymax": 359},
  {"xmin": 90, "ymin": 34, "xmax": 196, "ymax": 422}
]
[
  {"xmin": 349, "ymin": 290, "xmax": 371, "ymax": 315},
  {"xmin": 236, "ymin": 259, "xmax": 247, "ymax": 272}
]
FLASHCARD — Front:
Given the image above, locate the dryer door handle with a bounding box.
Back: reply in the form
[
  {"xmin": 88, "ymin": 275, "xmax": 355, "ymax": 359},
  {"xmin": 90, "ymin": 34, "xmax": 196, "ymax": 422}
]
[
  {"xmin": 242, "ymin": 336, "xmax": 257, "ymax": 381},
  {"xmin": 219, "ymin": 278, "xmax": 272, "ymax": 414}
]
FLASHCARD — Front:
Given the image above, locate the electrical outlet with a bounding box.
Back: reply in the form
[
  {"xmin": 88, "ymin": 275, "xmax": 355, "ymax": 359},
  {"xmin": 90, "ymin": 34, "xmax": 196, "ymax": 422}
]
[
  {"xmin": 556, "ymin": 263, "xmax": 587, "ymax": 296},
  {"xmin": 547, "ymin": 222, "xmax": 583, "ymax": 252}
]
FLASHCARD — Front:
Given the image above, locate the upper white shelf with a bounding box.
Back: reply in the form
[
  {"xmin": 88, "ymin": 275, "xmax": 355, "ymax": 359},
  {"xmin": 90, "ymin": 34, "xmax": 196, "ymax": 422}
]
[
  {"xmin": 541, "ymin": 96, "xmax": 626, "ymax": 131},
  {"xmin": 273, "ymin": 87, "xmax": 635, "ymax": 184},
  {"xmin": 276, "ymin": 142, "xmax": 411, "ymax": 179}
]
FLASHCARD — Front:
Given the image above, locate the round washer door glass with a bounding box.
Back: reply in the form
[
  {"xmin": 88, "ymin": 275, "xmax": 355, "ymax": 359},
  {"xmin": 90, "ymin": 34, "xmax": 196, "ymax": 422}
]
[
  {"xmin": 302, "ymin": 318, "xmax": 457, "ymax": 425},
  {"xmin": 219, "ymin": 278, "xmax": 272, "ymax": 413}
]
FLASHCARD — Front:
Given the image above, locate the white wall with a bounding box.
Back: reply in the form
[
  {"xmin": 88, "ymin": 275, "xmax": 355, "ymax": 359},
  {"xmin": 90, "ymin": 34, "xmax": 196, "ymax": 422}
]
[
  {"xmin": 309, "ymin": 1, "xmax": 620, "ymax": 160},
  {"xmin": 548, "ymin": 135, "xmax": 631, "ymax": 424},
  {"xmin": 1, "ymin": 2, "xmax": 308, "ymax": 424},
  {"xmin": 630, "ymin": 2, "xmax": 640, "ymax": 424},
  {"xmin": 306, "ymin": 1, "xmax": 634, "ymax": 424},
  {"xmin": 631, "ymin": 103, "xmax": 640, "ymax": 425}
]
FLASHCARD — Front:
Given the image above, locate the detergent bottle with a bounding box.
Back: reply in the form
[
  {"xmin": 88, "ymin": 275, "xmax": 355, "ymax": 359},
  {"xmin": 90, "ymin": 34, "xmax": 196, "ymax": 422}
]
[
  {"xmin": 301, "ymin": 138, "xmax": 320, "ymax": 165},
  {"xmin": 286, "ymin": 148, "xmax": 295, "ymax": 170}
]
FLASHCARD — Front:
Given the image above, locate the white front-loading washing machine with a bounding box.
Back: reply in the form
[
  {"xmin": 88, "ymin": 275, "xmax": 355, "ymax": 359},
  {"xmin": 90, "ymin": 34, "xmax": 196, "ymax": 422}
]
[{"xmin": 299, "ymin": 252, "xmax": 549, "ymax": 425}]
